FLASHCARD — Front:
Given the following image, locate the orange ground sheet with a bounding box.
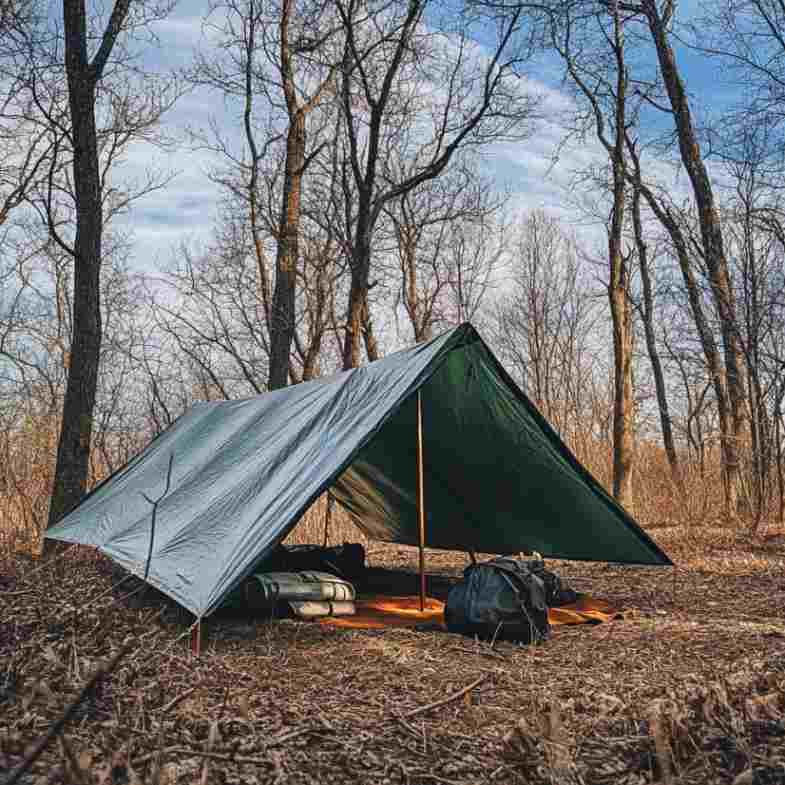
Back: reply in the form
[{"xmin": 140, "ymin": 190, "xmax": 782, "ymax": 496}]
[{"xmin": 318, "ymin": 594, "xmax": 622, "ymax": 630}]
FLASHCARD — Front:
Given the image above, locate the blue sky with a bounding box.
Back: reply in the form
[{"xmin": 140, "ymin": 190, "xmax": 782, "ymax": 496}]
[{"xmin": 109, "ymin": 0, "xmax": 742, "ymax": 272}]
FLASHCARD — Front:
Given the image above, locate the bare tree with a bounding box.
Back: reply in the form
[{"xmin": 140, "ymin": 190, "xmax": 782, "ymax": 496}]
[
  {"xmin": 151, "ymin": 230, "xmax": 270, "ymax": 401},
  {"xmin": 546, "ymin": 0, "xmax": 638, "ymax": 506},
  {"xmin": 194, "ymin": 0, "xmax": 341, "ymax": 390},
  {"xmin": 623, "ymin": 135, "xmax": 740, "ymax": 504},
  {"xmin": 1, "ymin": 227, "xmax": 145, "ymax": 543},
  {"xmin": 691, "ymin": 0, "xmax": 785, "ymax": 171},
  {"xmin": 43, "ymin": 0, "xmax": 179, "ymax": 528},
  {"xmin": 384, "ymin": 159, "xmax": 506, "ymax": 343},
  {"xmin": 615, "ymin": 0, "xmax": 748, "ymax": 514},
  {"xmin": 493, "ymin": 211, "xmax": 604, "ymax": 454},
  {"xmin": 720, "ymin": 133, "xmax": 785, "ymax": 528},
  {"xmin": 628, "ymin": 168, "xmax": 680, "ymax": 485},
  {"xmin": 268, "ymin": 0, "xmax": 339, "ymax": 388},
  {"xmin": 336, "ymin": 0, "xmax": 536, "ymax": 368},
  {"xmin": 0, "ymin": 0, "xmax": 65, "ymax": 229}
]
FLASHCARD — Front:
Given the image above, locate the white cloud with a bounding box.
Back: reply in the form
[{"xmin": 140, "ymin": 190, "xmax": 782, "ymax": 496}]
[{"xmin": 111, "ymin": 4, "xmax": 707, "ymax": 282}]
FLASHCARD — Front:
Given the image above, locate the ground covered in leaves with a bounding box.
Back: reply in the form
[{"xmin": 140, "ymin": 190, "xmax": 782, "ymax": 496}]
[{"xmin": 3, "ymin": 525, "xmax": 785, "ymax": 784}]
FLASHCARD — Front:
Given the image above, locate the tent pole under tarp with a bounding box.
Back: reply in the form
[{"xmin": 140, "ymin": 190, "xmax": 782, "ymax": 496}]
[
  {"xmin": 417, "ymin": 389, "xmax": 426, "ymax": 612},
  {"xmin": 323, "ymin": 491, "xmax": 334, "ymax": 547}
]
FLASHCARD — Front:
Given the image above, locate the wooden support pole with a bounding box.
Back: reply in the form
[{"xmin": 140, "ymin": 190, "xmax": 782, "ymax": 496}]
[
  {"xmin": 416, "ymin": 389, "xmax": 426, "ymax": 613},
  {"xmin": 191, "ymin": 620, "xmax": 202, "ymax": 656},
  {"xmin": 323, "ymin": 491, "xmax": 334, "ymax": 547}
]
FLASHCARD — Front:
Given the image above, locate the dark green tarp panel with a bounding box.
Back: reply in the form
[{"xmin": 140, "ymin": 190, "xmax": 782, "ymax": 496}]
[{"xmin": 46, "ymin": 323, "xmax": 670, "ymax": 618}]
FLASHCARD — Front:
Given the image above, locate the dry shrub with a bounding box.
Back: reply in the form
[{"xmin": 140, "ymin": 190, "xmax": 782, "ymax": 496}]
[
  {"xmin": 0, "ymin": 399, "xmax": 778, "ymax": 560},
  {"xmin": 283, "ymin": 493, "xmax": 367, "ymax": 547},
  {"xmin": 503, "ymin": 654, "xmax": 785, "ymax": 785},
  {"xmin": 0, "ymin": 413, "xmax": 59, "ymax": 555}
]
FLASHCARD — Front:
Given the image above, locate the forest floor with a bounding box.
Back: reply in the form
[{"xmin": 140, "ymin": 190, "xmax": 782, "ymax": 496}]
[{"xmin": 3, "ymin": 525, "xmax": 785, "ymax": 785}]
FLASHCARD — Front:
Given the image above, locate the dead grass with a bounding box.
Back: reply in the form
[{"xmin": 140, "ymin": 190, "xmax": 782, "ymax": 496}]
[
  {"xmin": 2, "ymin": 432, "xmax": 785, "ymax": 784},
  {"xmin": 3, "ymin": 523, "xmax": 785, "ymax": 785}
]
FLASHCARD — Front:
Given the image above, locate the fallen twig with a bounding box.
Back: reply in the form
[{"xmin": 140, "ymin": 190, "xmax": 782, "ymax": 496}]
[
  {"xmin": 401, "ymin": 673, "xmax": 491, "ymax": 720},
  {"xmin": 159, "ymin": 686, "xmax": 197, "ymax": 715},
  {"xmin": 152, "ymin": 748, "xmax": 271, "ymax": 765},
  {"xmin": 4, "ymin": 644, "xmax": 131, "ymax": 785},
  {"xmin": 134, "ymin": 727, "xmax": 315, "ymax": 769},
  {"xmin": 448, "ymin": 645, "xmax": 508, "ymax": 662},
  {"xmin": 267, "ymin": 726, "xmax": 314, "ymax": 747}
]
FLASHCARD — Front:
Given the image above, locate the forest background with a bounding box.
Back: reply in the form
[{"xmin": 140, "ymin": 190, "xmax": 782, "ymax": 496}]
[{"xmin": 2, "ymin": 0, "xmax": 784, "ymax": 552}]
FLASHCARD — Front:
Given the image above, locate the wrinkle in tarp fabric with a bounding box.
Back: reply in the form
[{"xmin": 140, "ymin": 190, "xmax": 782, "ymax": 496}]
[{"xmin": 46, "ymin": 323, "xmax": 671, "ymax": 619}]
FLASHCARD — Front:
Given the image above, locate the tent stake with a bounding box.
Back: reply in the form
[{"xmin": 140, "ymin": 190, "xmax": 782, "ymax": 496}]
[{"xmin": 417, "ymin": 389, "xmax": 426, "ymax": 613}]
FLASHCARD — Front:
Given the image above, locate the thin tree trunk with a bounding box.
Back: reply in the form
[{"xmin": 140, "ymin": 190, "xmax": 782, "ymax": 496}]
[
  {"xmin": 268, "ymin": 113, "xmax": 305, "ymax": 389},
  {"xmin": 243, "ymin": 0, "xmax": 272, "ymax": 335},
  {"xmin": 343, "ymin": 267, "xmax": 368, "ymax": 369},
  {"xmin": 631, "ymin": 180, "xmax": 680, "ymax": 486},
  {"xmin": 608, "ymin": 12, "xmax": 634, "ymax": 510},
  {"xmin": 608, "ymin": 206, "xmax": 635, "ymax": 509},
  {"xmin": 776, "ymin": 401, "xmax": 784, "ymax": 527},
  {"xmin": 625, "ymin": 132, "xmax": 736, "ymax": 513},
  {"xmin": 643, "ymin": 0, "xmax": 746, "ymax": 515}
]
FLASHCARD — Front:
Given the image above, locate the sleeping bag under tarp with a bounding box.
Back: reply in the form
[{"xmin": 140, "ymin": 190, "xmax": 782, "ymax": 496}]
[{"xmin": 221, "ymin": 570, "xmax": 356, "ymax": 616}]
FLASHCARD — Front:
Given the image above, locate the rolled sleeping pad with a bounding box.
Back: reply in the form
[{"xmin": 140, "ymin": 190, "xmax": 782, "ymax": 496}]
[
  {"xmin": 250, "ymin": 571, "xmax": 356, "ymax": 602},
  {"xmin": 289, "ymin": 600, "xmax": 356, "ymax": 618}
]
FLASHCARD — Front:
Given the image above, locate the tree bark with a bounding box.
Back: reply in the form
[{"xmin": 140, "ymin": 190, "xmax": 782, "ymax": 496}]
[
  {"xmin": 343, "ymin": 236, "xmax": 370, "ymax": 369},
  {"xmin": 361, "ymin": 297, "xmax": 380, "ymax": 360},
  {"xmin": 267, "ymin": 0, "xmax": 334, "ymax": 389},
  {"xmin": 607, "ymin": 9, "xmax": 635, "ymax": 510},
  {"xmin": 242, "ymin": 0, "xmax": 272, "ymax": 347},
  {"xmin": 643, "ymin": 0, "xmax": 746, "ymax": 514},
  {"xmin": 336, "ymin": 0, "xmax": 523, "ymax": 367},
  {"xmin": 630, "ymin": 179, "xmax": 680, "ymax": 486},
  {"xmin": 48, "ymin": 0, "xmax": 131, "ymax": 528},
  {"xmin": 636, "ymin": 174, "xmax": 735, "ymax": 496},
  {"xmin": 268, "ymin": 112, "xmax": 305, "ymax": 389},
  {"xmin": 608, "ymin": 236, "xmax": 635, "ymax": 509}
]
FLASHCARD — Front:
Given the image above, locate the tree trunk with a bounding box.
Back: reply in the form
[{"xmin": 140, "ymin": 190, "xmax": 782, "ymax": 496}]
[
  {"xmin": 342, "ymin": 195, "xmax": 373, "ymax": 369},
  {"xmin": 47, "ymin": 0, "xmax": 132, "ymax": 533},
  {"xmin": 608, "ymin": 184, "xmax": 635, "ymax": 509},
  {"xmin": 398, "ymin": 220, "xmax": 432, "ymax": 343},
  {"xmin": 626, "ymin": 133, "xmax": 737, "ymax": 512},
  {"xmin": 268, "ymin": 113, "xmax": 305, "ymax": 389},
  {"xmin": 48, "ymin": 12, "xmax": 103, "ymax": 528},
  {"xmin": 243, "ymin": 6, "xmax": 272, "ymax": 343},
  {"xmin": 644, "ymin": 0, "xmax": 746, "ymax": 515},
  {"xmin": 608, "ymin": 12, "xmax": 634, "ymax": 510},
  {"xmin": 631, "ymin": 181, "xmax": 680, "ymax": 486},
  {"xmin": 776, "ymin": 392, "xmax": 784, "ymax": 527},
  {"xmin": 361, "ymin": 297, "xmax": 380, "ymax": 360},
  {"xmin": 343, "ymin": 266, "xmax": 368, "ymax": 369}
]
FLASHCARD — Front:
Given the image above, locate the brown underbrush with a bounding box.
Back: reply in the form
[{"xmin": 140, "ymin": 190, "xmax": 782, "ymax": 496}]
[{"xmin": 3, "ymin": 522, "xmax": 785, "ymax": 784}]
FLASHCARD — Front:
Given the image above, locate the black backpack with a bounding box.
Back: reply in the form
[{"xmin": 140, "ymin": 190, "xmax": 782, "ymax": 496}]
[
  {"xmin": 444, "ymin": 558, "xmax": 550, "ymax": 644},
  {"xmin": 523, "ymin": 559, "xmax": 578, "ymax": 607}
]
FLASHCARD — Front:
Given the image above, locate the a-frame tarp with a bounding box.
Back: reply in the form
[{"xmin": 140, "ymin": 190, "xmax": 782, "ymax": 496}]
[{"xmin": 46, "ymin": 323, "xmax": 671, "ymax": 618}]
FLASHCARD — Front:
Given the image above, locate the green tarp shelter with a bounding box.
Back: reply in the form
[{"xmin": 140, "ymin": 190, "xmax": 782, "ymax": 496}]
[{"xmin": 46, "ymin": 323, "xmax": 671, "ymax": 618}]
